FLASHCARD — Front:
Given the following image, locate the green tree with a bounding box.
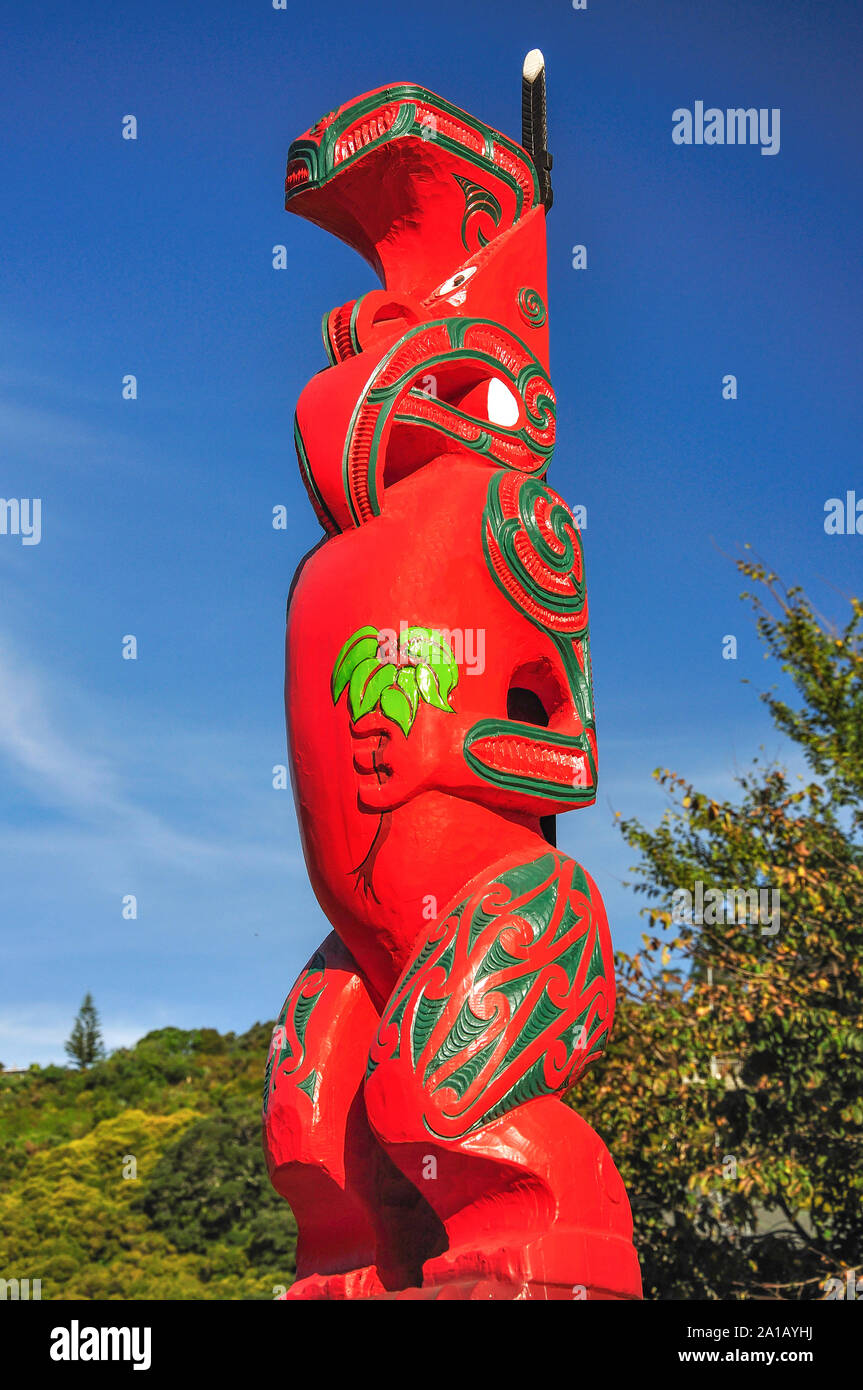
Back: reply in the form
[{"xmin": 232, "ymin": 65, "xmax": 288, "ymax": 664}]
[
  {"xmin": 573, "ymin": 561, "xmax": 863, "ymax": 1299},
  {"xmin": 65, "ymin": 992, "xmax": 106, "ymax": 1069},
  {"xmin": 135, "ymin": 1099, "xmax": 296, "ymax": 1273}
]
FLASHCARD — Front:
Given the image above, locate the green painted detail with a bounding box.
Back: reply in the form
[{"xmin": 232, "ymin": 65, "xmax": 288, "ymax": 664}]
[
  {"xmin": 411, "ymin": 993, "xmax": 444, "ymax": 1069},
  {"xmin": 396, "ymin": 666, "xmax": 419, "ymax": 724},
  {"xmin": 487, "ymin": 472, "xmax": 587, "ymax": 621},
  {"xmin": 584, "ymin": 930, "xmax": 607, "ymax": 990},
  {"xmin": 347, "ymin": 297, "xmax": 364, "ymax": 355},
  {"xmin": 488, "ymin": 998, "xmax": 589, "ymax": 1100},
  {"xmin": 512, "ymin": 878, "xmax": 560, "ymax": 938},
  {"xmin": 550, "ymin": 896, "xmax": 580, "ymax": 947},
  {"xmin": 402, "ymin": 918, "xmax": 457, "ymax": 992},
  {"xmin": 500, "ymin": 851, "xmax": 557, "ymax": 896},
  {"xmin": 367, "ymin": 990, "xmax": 408, "ymax": 1079},
  {"xmin": 332, "ymin": 624, "xmax": 459, "ymax": 737},
  {"xmin": 348, "ymin": 657, "xmax": 381, "ymax": 716},
  {"xmin": 296, "ymin": 1068, "xmax": 318, "ymax": 1102},
  {"xmin": 517, "ymin": 286, "xmax": 547, "ymax": 327},
  {"xmin": 484, "ymin": 988, "xmax": 569, "ymax": 1092},
  {"xmin": 310, "ymin": 109, "xmax": 338, "ymax": 135},
  {"xmin": 262, "ymin": 950, "xmax": 326, "ymax": 1112},
  {"xmin": 396, "ymin": 387, "xmax": 554, "ymax": 470},
  {"xmin": 320, "ymin": 309, "xmax": 338, "ymax": 366},
  {"xmin": 409, "ymin": 935, "xmax": 456, "ymax": 1068},
  {"xmin": 286, "ymin": 84, "xmax": 540, "ymax": 218},
  {"xmin": 473, "ymin": 929, "xmax": 524, "ymax": 982},
  {"xmin": 294, "ymin": 415, "xmax": 339, "ymax": 536},
  {"xmin": 343, "ymin": 316, "xmax": 554, "ymax": 525},
  {"xmin": 433, "ymin": 1036, "xmax": 498, "ymax": 1102},
  {"xmin": 373, "ymin": 930, "xmax": 444, "ymax": 1074},
  {"xmin": 356, "ymin": 661, "xmax": 399, "ymax": 720},
  {"xmin": 292, "ymin": 974, "xmax": 324, "ymax": 1051},
  {"xmin": 423, "ymin": 998, "xmax": 490, "ymax": 1083},
  {"xmin": 404, "ymin": 853, "xmax": 610, "ymax": 1137},
  {"xmin": 583, "ymin": 1025, "xmax": 609, "ymax": 1065},
  {"xmin": 471, "ymin": 471, "xmax": 598, "ymax": 798},
  {"xmin": 380, "ymin": 684, "xmax": 411, "ymax": 736},
  {"xmin": 261, "ymin": 1053, "xmax": 276, "ymax": 1111},
  {"xmin": 453, "ymin": 174, "xmax": 502, "ymax": 250},
  {"xmin": 332, "ymin": 627, "xmax": 379, "ymax": 702},
  {"xmin": 467, "ymin": 904, "xmax": 496, "ymax": 951},
  {"xmin": 463, "ymin": 718, "xmax": 597, "ymax": 804},
  {"xmin": 473, "ymin": 1052, "xmax": 549, "ymax": 1129},
  {"xmin": 571, "ymin": 861, "xmax": 589, "ymax": 898}
]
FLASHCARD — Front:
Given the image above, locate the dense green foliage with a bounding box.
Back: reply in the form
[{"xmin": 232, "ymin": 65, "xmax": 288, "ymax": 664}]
[
  {"xmin": 573, "ymin": 564, "xmax": 863, "ymax": 1299},
  {"xmin": 0, "ymin": 1023, "xmax": 296, "ymax": 1299}
]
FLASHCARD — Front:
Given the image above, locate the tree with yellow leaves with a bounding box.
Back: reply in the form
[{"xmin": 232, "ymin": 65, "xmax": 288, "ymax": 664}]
[{"xmin": 573, "ymin": 562, "xmax": 863, "ymax": 1299}]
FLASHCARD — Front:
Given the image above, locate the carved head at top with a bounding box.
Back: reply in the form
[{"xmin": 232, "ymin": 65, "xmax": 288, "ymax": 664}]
[
  {"xmin": 283, "ymin": 71, "xmax": 597, "ymax": 946},
  {"xmin": 285, "ymin": 81, "xmax": 554, "ymax": 535}
]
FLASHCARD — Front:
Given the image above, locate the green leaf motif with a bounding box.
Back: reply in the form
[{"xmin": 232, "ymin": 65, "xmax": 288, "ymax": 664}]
[
  {"xmin": 432, "ymin": 657, "xmax": 457, "ymax": 706},
  {"xmin": 331, "ymin": 623, "xmax": 459, "ymax": 737},
  {"xmin": 416, "ymin": 662, "xmax": 450, "ymax": 713},
  {"xmin": 331, "ymin": 626, "xmax": 379, "ymax": 702},
  {"xmin": 380, "ymin": 685, "xmax": 412, "ymax": 736},
  {"xmin": 396, "ymin": 667, "xmax": 419, "ymax": 723},
  {"xmin": 402, "ymin": 627, "xmax": 458, "ymax": 712},
  {"xmin": 356, "ymin": 662, "xmax": 398, "ymax": 719},
  {"xmin": 348, "ymin": 656, "xmax": 379, "ymax": 720}
]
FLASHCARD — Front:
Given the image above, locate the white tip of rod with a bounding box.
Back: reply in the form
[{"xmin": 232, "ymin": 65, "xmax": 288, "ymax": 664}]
[{"xmin": 523, "ymin": 49, "xmax": 545, "ymax": 83}]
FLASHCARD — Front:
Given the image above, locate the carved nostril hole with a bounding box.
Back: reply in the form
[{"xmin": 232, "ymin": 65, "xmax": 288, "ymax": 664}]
[
  {"xmin": 371, "ymin": 300, "xmax": 419, "ymax": 329},
  {"xmin": 507, "ymin": 686, "xmax": 550, "ymax": 728}
]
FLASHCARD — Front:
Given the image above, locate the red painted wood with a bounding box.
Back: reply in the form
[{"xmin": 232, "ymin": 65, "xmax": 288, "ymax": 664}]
[{"xmin": 262, "ymin": 77, "xmax": 641, "ymax": 1301}]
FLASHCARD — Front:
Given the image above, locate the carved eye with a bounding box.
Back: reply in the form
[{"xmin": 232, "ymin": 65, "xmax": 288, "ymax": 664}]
[{"xmin": 432, "ymin": 265, "xmax": 478, "ymax": 299}]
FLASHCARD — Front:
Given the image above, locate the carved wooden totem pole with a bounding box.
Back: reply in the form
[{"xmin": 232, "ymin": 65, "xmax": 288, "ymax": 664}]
[{"xmin": 263, "ymin": 54, "xmax": 641, "ymax": 1300}]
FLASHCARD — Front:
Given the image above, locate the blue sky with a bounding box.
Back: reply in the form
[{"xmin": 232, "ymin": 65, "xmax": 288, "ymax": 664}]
[{"xmin": 1, "ymin": 0, "xmax": 860, "ymax": 1066}]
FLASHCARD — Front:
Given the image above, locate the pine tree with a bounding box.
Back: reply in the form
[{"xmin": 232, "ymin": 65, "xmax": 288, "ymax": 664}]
[{"xmin": 65, "ymin": 992, "xmax": 106, "ymax": 1069}]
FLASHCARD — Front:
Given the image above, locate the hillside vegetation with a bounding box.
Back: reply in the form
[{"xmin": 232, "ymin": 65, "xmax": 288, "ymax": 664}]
[{"xmin": 0, "ymin": 1023, "xmax": 296, "ymax": 1300}]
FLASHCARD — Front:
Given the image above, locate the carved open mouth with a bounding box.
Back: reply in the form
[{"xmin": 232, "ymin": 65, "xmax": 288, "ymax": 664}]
[
  {"xmin": 464, "ymin": 719, "xmax": 596, "ymax": 803},
  {"xmin": 284, "ymin": 159, "xmax": 311, "ymax": 194},
  {"xmin": 284, "ymin": 84, "xmax": 540, "ymax": 216},
  {"xmin": 333, "ymin": 106, "xmax": 400, "ymax": 166}
]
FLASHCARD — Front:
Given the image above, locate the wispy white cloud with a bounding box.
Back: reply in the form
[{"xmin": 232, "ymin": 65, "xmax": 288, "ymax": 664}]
[
  {"xmin": 0, "ymin": 398, "xmax": 123, "ymax": 465},
  {"xmin": 0, "ymin": 630, "xmax": 318, "ymax": 1067},
  {"xmin": 0, "ymin": 630, "xmax": 297, "ymax": 872}
]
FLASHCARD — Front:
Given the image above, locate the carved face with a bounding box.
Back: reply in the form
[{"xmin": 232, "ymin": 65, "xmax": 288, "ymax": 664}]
[
  {"xmin": 288, "ymin": 456, "xmax": 595, "ymax": 823},
  {"xmin": 284, "ymin": 84, "xmax": 597, "ymax": 940}
]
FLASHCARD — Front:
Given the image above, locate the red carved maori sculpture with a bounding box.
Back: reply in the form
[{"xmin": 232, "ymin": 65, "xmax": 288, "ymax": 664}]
[{"xmin": 263, "ymin": 53, "xmax": 642, "ymax": 1300}]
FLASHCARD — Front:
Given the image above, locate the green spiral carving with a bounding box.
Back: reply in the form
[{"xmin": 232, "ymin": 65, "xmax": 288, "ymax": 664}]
[{"xmin": 517, "ymin": 287, "xmax": 547, "ymax": 328}]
